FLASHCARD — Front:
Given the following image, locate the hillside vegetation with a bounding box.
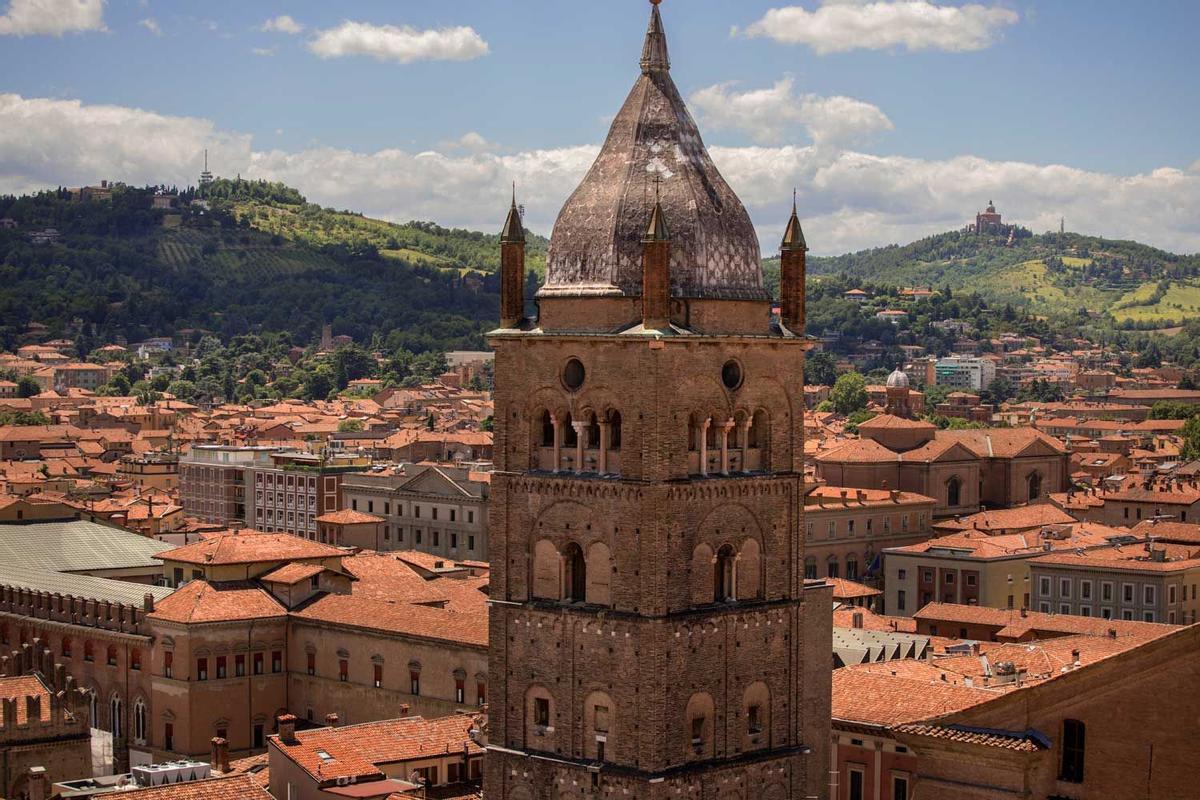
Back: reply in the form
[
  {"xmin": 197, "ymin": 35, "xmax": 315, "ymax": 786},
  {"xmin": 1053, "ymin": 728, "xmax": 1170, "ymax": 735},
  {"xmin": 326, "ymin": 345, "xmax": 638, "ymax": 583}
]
[
  {"xmin": 0, "ymin": 180, "xmax": 545, "ymax": 352},
  {"xmin": 806, "ymin": 228, "xmax": 1200, "ymax": 326}
]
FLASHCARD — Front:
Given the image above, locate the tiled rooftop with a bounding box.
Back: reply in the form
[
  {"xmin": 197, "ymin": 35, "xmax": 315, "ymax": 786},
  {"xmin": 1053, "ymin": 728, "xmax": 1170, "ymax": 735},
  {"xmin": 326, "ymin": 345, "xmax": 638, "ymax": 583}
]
[{"xmin": 156, "ymin": 532, "xmax": 346, "ymax": 566}]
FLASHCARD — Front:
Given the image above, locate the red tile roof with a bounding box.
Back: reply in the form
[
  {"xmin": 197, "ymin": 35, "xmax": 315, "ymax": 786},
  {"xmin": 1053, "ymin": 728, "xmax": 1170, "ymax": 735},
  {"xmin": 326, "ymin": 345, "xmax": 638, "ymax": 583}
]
[
  {"xmin": 316, "ymin": 509, "xmax": 385, "ymax": 525},
  {"xmin": 913, "ymin": 602, "xmax": 1175, "ymax": 640},
  {"xmin": 893, "ymin": 723, "xmax": 1046, "ymax": 751},
  {"xmin": 156, "ymin": 532, "xmax": 345, "ymax": 566},
  {"xmin": 271, "ymin": 715, "xmax": 483, "ymax": 782},
  {"xmin": 259, "ymin": 563, "xmax": 326, "ymax": 585},
  {"xmin": 150, "ymin": 581, "xmax": 286, "ymax": 624},
  {"xmin": 832, "ymin": 664, "xmax": 995, "ymax": 727},
  {"xmin": 114, "ymin": 775, "xmax": 273, "ymax": 799},
  {"xmin": 0, "ymin": 675, "xmax": 51, "ymax": 723}
]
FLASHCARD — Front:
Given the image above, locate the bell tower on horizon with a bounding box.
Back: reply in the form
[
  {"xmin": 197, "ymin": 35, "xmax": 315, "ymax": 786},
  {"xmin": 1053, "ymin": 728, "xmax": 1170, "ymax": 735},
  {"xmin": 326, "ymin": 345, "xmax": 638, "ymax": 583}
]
[{"xmin": 484, "ymin": 3, "xmax": 830, "ymax": 799}]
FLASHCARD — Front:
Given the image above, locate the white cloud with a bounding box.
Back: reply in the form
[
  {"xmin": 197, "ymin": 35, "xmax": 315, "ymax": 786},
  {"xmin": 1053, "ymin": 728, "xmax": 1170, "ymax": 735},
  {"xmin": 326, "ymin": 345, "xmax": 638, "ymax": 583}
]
[
  {"xmin": 690, "ymin": 77, "xmax": 893, "ymax": 147},
  {"xmin": 307, "ymin": 21, "xmax": 489, "ymax": 64},
  {"xmin": 438, "ymin": 132, "xmax": 494, "ymax": 154},
  {"xmin": 138, "ymin": 17, "xmax": 160, "ymax": 36},
  {"xmin": 261, "ymin": 14, "xmax": 302, "ymax": 35},
  {"xmin": 743, "ymin": 1, "xmax": 1019, "ymax": 54},
  {"xmin": 0, "ymin": 0, "xmax": 104, "ymax": 36},
  {"xmin": 0, "ymin": 93, "xmax": 251, "ymax": 195},
  {"xmin": 1, "ymin": 92, "xmax": 1198, "ymax": 257}
]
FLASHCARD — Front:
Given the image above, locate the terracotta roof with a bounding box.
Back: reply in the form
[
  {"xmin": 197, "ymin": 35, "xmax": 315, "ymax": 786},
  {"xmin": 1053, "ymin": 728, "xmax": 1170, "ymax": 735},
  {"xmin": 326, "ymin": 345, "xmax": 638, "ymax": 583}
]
[
  {"xmin": 857, "ymin": 414, "xmax": 936, "ymax": 432},
  {"xmin": 224, "ymin": 753, "xmax": 270, "ymax": 788},
  {"xmin": 913, "ymin": 602, "xmax": 1175, "ymax": 639},
  {"xmin": 887, "ymin": 522, "xmax": 1127, "ymax": 560},
  {"xmin": 893, "ymin": 723, "xmax": 1046, "ymax": 751},
  {"xmin": 259, "ymin": 563, "xmax": 326, "ymax": 585},
  {"xmin": 1030, "ymin": 541, "xmax": 1200, "ymax": 572},
  {"xmin": 815, "ymin": 437, "xmax": 899, "ymax": 464},
  {"xmin": 315, "ymin": 509, "xmax": 385, "ymax": 525},
  {"xmin": 149, "ymin": 581, "xmax": 286, "ymax": 624},
  {"xmin": 933, "ymin": 505, "xmax": 1077, "ymax": 534},
  {"xmin": 114, "ymin": 775, "xmax": 273, "ymax": 799},
  {"xmin": 156, "ymin": 532, "xmax": 345, "ymax": 566},
  {"xmin": 832, "ymin": 664, "xmax": 995, "ymax": 727},
  {"xmin": 806, "ymin": 486, "xmax": 935, "ymax": 508},
  {"xmin": 826, "ymin": 578, "xmax": 882, "ymax": 600},
  {"xmin": 292, "ymin": 593, "xmax": 486, "ymax": 648},
  {"xmin": 1130, "ymin": 520, "xmax": 1200, "ymax": 543},
  {"xmin": 270, "ymin": 715, "xmax": 483, "ymax": 782}
]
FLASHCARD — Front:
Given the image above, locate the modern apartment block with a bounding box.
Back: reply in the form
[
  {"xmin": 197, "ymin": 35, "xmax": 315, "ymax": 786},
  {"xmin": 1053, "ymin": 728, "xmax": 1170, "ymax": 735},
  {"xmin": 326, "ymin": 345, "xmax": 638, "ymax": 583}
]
[
  {"xmin": 934, "ymin": 356, "xmax": 996, "ymax": 391},
  {"xmin": 248, "ymin": 451, "xmax": 370, "ymax": 539},
  {"xmin": 340, "ymin": 465, "xmax": 489, "ymax": 560},
  {"xmin": 178, "ymin": 446, "xmax": 276, "ymax": 526}
]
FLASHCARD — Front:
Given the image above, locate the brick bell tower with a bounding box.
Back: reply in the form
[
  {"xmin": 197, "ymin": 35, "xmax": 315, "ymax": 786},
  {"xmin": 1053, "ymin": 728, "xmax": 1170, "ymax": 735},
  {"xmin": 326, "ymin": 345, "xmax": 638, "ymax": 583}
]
[{"xmin": 484, "ymin": 3, "xmax": 831, "ymax": 799}]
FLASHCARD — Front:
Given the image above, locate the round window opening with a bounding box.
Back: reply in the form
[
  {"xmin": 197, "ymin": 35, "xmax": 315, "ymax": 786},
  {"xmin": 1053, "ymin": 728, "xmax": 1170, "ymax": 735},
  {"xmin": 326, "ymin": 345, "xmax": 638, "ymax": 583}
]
[
  {"xmin": 563, "ymin": 358, "xmax": 586, "ymax": 391},
  {"xmin": 722, "ymin": 360, "xmax": 744, "ymax": 391}
]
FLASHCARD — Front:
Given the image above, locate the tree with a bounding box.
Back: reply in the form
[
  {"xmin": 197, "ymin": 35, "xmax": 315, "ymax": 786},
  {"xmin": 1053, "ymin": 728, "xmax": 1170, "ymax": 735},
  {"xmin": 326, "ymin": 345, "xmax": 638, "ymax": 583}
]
[
  {"xmin": 337, "ymin": 418, "xmax": 365, "ymax": 433},
  {"xmin": 982, "ymin": 377, "xmax": 1015, "ymax": 405},
  {"xmin": 1149, "ymin": 401, "xmax": 1199, "ymax": 420},
  {"xmin": 804, "ymin": 351, "xmax": 838, "ymax": 387},
  {"xmin": 16, "ymin": 377, "xmax": 40, "ymax": 398},
  {"xmin": 830, "ymin": 372, "xmax": 869, "ymax": 416},
  {"xmin": 1183, "ymin": 415, "xmax": 1200, "ymax": 461},
  {"xmin": 167, "ymin": 380, "xmax": 197, "ymax": 402}
]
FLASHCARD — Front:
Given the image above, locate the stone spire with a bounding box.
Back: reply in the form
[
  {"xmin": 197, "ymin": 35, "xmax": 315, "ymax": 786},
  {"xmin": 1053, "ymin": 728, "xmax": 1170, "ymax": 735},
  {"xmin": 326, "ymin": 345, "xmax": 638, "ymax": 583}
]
[
  {"xmin": 499, "ymin": 187, "xmax": 527, "ymax": 328},
  {"xmin": 640, "ymin": 0, "xmax": 670, "ymax": 74},
  {"xmin": 500, "ymin": 184, "xmax": 525, "ymax": 244},
  {"xmin": 779, "ymin": 192, "xmax": 808, "ymax": 334},
  {"xmin": 781, "ymin": 192, "xmax": 808, "ymax": 252},
  {"xmin": 643, "ymin": 181, "xmax": 670, "ymax": 242}
]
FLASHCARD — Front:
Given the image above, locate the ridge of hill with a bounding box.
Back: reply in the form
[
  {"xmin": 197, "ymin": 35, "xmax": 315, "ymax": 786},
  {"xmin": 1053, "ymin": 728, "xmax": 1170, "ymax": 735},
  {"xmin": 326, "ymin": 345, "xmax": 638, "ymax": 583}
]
[
  {"xmin": 800, "ymin": 228, "xmax": 1200, "ymax": 325},
  {"xmin": 0, "ymin": 179, "xmax": 546, "ymax": 351}
]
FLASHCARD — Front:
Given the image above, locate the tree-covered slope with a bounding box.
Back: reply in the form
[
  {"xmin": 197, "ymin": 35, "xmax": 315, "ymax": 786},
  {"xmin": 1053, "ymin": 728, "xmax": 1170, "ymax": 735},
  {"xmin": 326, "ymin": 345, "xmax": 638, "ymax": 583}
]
[{"xmin": 0, "ymin": 180, "xmax": 546, "ymax": 351}]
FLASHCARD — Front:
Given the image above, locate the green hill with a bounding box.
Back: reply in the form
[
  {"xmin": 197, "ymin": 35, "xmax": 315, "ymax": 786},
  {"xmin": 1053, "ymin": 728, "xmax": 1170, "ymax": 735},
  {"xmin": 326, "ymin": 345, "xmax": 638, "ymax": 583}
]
[
  {"xmin": 0, "ymin": 180, "xmax": 547, "ymax": 352},
  {"xmin": 799, "ymin": 228, "xmax": 1200, "ymax": 325}
]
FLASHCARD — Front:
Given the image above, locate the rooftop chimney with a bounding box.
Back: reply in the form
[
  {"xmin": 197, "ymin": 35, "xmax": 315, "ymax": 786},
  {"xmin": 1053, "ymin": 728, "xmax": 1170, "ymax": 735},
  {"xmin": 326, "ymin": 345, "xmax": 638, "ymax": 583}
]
[
  {"xmin": 143, "ymin": 593, "xmax": 155, "ymax": 612},
  {"xmin": 210, "ymin": 737, "xmax": 230, "ymax": 773},
  {"xmin": 852, "ymin": 612, "xmax": 864, "ymax": 629},
  {"xmin": 26, "ymin": 766, "xmax": 47, "ymax": 800},
  {"xmin": 325, "ymin": 713, "xmax": 340, "ymax": 729},
  {"xmin": 278, "ymin": 714, "xmax": 298, "ymax": 745}
]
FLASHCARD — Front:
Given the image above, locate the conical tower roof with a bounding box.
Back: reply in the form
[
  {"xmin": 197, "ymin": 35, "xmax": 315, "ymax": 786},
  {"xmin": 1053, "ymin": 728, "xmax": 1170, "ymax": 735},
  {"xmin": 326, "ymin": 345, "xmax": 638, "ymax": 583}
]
[
  {"xmin": 781, "ymin": 193, "xmax": 808, "ymax": 252},
  {"xmin": 541, "ymin": 1, "xmax": 766, "ymax": 301},
  {"xmin": 500, "ymin": 187, "xmax": 525, "ymax": 243}
]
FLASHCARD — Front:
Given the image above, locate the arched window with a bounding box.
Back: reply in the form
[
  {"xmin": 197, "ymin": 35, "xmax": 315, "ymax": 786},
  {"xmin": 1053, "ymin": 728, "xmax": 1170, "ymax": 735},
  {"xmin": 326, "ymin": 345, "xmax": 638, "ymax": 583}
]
[
  {"xmin": 540, "ymin": 411, "xmax": 555, "ymax": 447},
  {"xmin": 587, "ymin": 412, "xmax": 600, "ymax": 448},
  {"xmin": 563, "ymin": 542, "xmax": 586, "ymax": 602},
  {"xmin": 607, "ymin": 410, "xmax": 622, "ymax": 450},
  {"xmin": 804, "ymin": 557, "xmax": 817, "ymax": 580},
  {"xmin": 133, "ymin": 697, "xmax": 147, "ymax": 743},
  {"xmin": 827, "ymin": 556, "xmax": 839, "ymax": 579},
  {"xmin": 524, "ymin": 685, "xmax": 555, "ymax": 748},
  {"xmin": 749, "ymin": 410, "xmax": 767, "ymax": 448},
  {"xmin": 109, "ymin": 695, "xmax": 122, "ymax": 740},
  {"xmin": 562, "ymin": 416, "xmax": 578, "ymax": 448},
  {"xmin": 684, "ymin": 693, "xmax": 715, "ymax": 760},
  {"xmin": 947, "ymin": 476, "xmax": 962, "ymax": 507},
  {"xmin": 84, "ymin": 640, "xmax": 94, "ymax": 662},
  {"xmin": 705, "ymin": 420, "xmax": 718, "ymax": 449},
  {"xmin": 61, "ymin": 636, "xmax": 72, "ymax": 657},
  {"xmin": 1028, "ymin": 472, "xmax": 1043, "ymax": 501},
  {"xmin": 715, "ymin": 545, "xmax": 736, "ymax": 602},
  {"xmin": 106, "ymin": 644, "xmax": 118, "ymax": 666},
  {"xmin": 846, "ymin": 555, "xmax": 859, "ymax": 581}
]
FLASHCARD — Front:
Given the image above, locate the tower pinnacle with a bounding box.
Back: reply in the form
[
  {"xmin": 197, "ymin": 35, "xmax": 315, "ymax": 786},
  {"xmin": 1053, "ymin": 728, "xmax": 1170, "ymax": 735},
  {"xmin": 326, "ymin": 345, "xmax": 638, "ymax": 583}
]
[{"xmin": 640, "ymin": 0, "xmax": 670, "ymax": 74}]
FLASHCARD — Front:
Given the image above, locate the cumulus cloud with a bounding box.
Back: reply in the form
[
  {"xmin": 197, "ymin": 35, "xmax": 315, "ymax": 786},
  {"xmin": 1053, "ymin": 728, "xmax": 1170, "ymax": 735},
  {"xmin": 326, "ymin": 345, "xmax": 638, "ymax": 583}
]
[
  {"xmin": 0, "ymin": 0, "xmax": 105, "ymax": 36},
  {"xmin": 307, "ymin": 21, "xmax": 489, "ymax": 64},
  {"xmin": 743, "ymin": 1, "xmax": 1019, "ymax": 54},
  {"xmin": 261, "ymin": 14, "xmax": 302, "ymax": 35},
  {"xmin": 138, "ymin": 17, "xmax": 160, "ymax": 36},
  {"xmin": 0, "ymin": 93, "xmax": 252, "ymax": 195},
  {"xmin": 1, "ymin": 92, "xmax": 1198, "ymax": 256},
  {"xmin": 690, "ymin": 77, "xmax": 893, "ymax": 147}
]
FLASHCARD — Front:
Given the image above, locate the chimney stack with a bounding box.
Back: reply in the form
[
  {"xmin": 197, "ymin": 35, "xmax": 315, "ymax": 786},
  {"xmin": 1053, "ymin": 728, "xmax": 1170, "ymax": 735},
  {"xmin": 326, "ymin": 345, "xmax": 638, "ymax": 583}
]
[
  {"xmin": 325, "ymin": 713, "xmax": 340, "ymax": 729},
  {"xmin": 779, "ymin": 192, "xmax": 808, "ymax": 333},
  {"xmin": 852, "ymin": 612, "xmax": 864, "ymax": 629},
  {"xmin": 210, "ymin": 737, "xmax": 230, "ymax": 773},
  {"xmin": 143, "ymin": 593, "xmax": 155, "ymax": 612},
  {"xmin": 26, "ymin": 766, "xmax": 47, "ymax": 800},
  {"xmin": 499, "ymin": 186, "xmax": 526, "ymax": 329},
  {"xmin": 641, "ymin": 181, "xmax": 671, "ymax": 331},
  {"xmin": 278, "ymin": 714, "xmax": 298, "ymax": 745}
]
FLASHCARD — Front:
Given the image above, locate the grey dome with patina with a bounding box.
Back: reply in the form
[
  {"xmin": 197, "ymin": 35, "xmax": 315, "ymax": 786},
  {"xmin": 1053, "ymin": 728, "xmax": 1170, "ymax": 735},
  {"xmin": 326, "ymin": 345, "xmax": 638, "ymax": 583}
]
[{"xmin": 539, "ymin": 3, "xmax": 767, "ymax": 301}]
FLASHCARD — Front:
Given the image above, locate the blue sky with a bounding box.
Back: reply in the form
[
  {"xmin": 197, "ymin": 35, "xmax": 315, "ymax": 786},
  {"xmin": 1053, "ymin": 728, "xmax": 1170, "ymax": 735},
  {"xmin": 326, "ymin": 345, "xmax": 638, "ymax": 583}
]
[{"xmin": 3, "ymin": 0, "xmax": 1199, "ymax": 254}]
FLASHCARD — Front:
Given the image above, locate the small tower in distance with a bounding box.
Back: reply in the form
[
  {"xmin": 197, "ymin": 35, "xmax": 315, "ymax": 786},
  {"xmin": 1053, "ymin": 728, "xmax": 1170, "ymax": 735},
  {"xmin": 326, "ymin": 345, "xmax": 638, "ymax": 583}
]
[
  {"xmin": 499, "ymin": 186, "xmax": 527, "ymax": 328},
  {"xmin": 779, "ymin": 191, "xmax": 808, "ymax": 334},
  {"xmin": 199, "ymin": 149, "xmax": 214, "ymax": 186}
]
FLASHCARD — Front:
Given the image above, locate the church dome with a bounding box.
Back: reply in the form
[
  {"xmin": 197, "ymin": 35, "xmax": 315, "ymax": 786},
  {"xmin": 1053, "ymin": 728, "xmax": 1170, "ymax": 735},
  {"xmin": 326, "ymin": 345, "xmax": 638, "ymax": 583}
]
[
  {"xmin": 886, "ymin": 369, "xmax": 910, "ymax": 390},
  {"xmin": 539, "ymin": 2, "xmax": 767, "ymax": 302}
]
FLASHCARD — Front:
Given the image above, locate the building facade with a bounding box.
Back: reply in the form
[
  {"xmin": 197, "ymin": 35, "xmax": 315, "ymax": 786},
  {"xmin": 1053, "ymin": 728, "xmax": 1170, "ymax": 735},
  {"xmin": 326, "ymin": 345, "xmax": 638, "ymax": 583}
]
[
  {"xmin": 484, "ymin": 6, "xmax": 830, "ymax": 799},
  {"xmin": 341, "ymin": 465, "xmax": 490, "ymax": 560},
  {"xmin": 247, "ymin": 451, "xmax": 369, "ymax": 539},
  {"xmin": 179, "ymin": 446, "xmax": 277, "ymax": 526},
  {"xmin": 804, "ymin": 487, "xmax": 936, "ymax": 585}
]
